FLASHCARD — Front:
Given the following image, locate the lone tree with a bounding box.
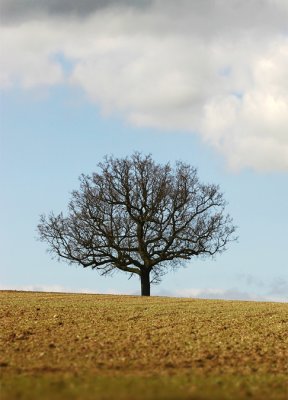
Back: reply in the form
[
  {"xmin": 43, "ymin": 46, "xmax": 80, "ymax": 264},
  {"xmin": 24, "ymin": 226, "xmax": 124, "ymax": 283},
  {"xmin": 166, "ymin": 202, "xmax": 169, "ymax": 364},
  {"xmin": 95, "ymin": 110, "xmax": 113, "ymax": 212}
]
[{"xmin": 38, "ymin": 153, "xmax": 236, "ymax": 296}]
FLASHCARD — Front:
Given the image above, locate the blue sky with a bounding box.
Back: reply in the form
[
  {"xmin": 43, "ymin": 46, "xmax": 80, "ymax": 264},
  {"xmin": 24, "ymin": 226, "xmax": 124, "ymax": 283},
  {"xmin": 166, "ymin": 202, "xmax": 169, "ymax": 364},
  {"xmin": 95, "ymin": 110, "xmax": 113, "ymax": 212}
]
[{"xmin": 0, "ymin": 0, "xmax": 287, "ymax": 301}]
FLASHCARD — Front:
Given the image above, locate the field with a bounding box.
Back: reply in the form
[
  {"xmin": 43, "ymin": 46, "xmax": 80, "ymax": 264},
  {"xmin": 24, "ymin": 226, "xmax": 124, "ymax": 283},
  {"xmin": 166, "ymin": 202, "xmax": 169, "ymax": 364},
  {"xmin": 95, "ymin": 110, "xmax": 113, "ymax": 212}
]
[{"xmin": 0, "ymin": 291, "xmax": 287, "ymax": 400}]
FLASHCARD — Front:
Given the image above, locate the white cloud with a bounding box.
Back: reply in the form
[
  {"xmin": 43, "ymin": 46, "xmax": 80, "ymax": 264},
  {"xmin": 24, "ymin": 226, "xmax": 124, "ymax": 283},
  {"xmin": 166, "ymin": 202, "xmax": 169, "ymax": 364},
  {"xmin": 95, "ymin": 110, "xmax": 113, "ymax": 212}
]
[
  {"xmin": 1, "ymin": 0, "xmax": 288, "ymax": 171},
  {"xmin": 0, "ymin": 283, "xmax": 96, "ymax": 293},
  {"xmin": 1, "ymin": 284, "xmax": 287, "ymax": 302},
  {"xmin": 0, "ymin": 283, "xmax": 136, "ymax": 295},
  {"xmin": 156, "ymin": 287, "xmax": 288, "ymax": 302}
]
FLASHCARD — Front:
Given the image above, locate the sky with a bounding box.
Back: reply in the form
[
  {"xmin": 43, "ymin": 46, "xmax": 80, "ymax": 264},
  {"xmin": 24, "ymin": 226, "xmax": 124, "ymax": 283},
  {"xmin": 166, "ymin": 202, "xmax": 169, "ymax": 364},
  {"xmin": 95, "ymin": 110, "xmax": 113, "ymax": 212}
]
[{"xmin": 0, "ymin": 0, "xmax": 287, "ymax": 301}]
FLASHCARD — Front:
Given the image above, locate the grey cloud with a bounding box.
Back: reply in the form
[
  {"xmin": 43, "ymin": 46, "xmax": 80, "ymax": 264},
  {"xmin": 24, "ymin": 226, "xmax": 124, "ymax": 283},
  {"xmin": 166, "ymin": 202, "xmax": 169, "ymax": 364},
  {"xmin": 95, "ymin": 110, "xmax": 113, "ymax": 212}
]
[
  {"xmin": 236, "ymin": 273, "xmax": 265, "ymax": 288},
  {"xmin": 236, "ymin": 275, "xmax": 288, "ymax": 298},
  {"xmin": 268, "ymin": 278, "xmax": 288, "ymax": 296},
  {"xmin": 1, "ymin": 0, "xmax": 288, "ymax": 36},
  {"xmin": 0, "ymin": 0, "xmax": 152, "ymax": 23},
  {"xmin": 163, "ymin": 0, "xmax": 288, "ymax": 40}
]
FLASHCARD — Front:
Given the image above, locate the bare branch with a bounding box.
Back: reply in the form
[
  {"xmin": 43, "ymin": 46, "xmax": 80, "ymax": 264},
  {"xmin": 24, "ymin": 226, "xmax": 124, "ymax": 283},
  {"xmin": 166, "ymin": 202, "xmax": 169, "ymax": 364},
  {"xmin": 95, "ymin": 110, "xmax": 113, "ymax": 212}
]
[{"xmin": 38, "ymin": 152, "xmax": 237, "ymax": 296}]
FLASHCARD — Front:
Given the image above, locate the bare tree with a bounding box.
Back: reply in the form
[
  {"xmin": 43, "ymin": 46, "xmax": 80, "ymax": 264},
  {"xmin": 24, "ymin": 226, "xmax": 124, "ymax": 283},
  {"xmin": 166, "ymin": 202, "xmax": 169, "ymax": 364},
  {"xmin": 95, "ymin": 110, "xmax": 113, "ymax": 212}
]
[{"xmin": 38, "ymin": 153, "xmax": 236, "ymax": 296}]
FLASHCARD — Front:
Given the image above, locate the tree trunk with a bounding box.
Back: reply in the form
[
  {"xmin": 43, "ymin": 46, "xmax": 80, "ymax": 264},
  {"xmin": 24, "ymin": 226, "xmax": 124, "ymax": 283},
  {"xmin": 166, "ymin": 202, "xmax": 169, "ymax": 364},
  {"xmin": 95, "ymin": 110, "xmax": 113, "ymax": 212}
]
[{"xmin": 140, "ymin": 270, "xmax": 150, "ymax": 296}]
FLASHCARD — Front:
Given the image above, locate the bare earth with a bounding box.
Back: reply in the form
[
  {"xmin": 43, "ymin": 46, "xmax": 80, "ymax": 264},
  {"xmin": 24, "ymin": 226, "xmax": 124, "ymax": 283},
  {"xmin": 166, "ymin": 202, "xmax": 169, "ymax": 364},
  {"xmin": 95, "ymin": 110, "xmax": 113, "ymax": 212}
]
[{"xmin": 0, "ymin": 291, "xmax": 287, "ymax": 399}]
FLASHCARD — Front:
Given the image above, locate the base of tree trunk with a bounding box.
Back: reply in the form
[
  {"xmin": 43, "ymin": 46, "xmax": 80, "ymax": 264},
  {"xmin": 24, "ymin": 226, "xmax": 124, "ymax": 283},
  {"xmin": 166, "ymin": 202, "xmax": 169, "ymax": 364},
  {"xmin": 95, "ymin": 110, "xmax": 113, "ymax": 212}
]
[{"xmin": 141, "ymin": 272, "xmax": 150, "ymax": 296}]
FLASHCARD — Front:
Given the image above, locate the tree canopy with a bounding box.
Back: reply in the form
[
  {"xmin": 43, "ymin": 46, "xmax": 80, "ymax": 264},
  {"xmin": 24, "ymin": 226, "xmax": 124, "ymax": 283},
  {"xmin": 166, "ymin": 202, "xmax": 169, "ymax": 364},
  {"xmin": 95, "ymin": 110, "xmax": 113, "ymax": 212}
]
[{"xmin": 38, "ymin": 153, "xmax": 236, "ymax": 295}]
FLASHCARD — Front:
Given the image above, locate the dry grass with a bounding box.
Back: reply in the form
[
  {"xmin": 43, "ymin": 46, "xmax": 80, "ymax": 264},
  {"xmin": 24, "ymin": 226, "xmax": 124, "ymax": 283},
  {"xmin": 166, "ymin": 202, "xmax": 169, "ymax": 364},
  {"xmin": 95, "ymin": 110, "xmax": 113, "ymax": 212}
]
[{"xmin": 0, "ymin": 290, "xmax": 287, "ymax": 399}]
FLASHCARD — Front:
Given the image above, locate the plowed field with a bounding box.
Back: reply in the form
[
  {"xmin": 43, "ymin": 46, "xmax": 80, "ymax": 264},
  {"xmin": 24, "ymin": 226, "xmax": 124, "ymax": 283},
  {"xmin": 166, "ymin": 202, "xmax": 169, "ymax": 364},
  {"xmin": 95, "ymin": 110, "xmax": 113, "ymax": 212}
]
[{"xmin": 0, "ymin": 291, "xmax": 287, "ymax": 399}]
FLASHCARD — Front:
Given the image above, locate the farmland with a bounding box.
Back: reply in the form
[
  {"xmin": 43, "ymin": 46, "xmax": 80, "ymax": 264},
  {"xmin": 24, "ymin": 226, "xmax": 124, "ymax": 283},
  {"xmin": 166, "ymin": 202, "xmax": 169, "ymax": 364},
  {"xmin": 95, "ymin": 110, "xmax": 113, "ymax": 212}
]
[{"xmin": 0, "ymin": 291, "xmax": 287, "ymax": 399}]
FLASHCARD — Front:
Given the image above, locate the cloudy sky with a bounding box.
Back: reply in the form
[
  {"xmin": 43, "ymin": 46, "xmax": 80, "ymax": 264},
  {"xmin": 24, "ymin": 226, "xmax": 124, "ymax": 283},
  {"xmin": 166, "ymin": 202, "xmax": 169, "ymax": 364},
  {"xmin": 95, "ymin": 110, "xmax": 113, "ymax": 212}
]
[{"xmin": 1, "ymin": 0, "xmax": 287, "ymax": 301}]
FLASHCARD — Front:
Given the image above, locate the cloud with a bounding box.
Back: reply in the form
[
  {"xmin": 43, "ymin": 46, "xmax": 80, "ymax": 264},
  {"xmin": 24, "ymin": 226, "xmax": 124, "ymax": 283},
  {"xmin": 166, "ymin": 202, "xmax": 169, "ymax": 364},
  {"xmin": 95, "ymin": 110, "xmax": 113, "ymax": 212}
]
[
  {"xmin": 0, "ymin": 0, "xmax": 151, "ymax": 23},
  {"xmin": 0, "ymin": 283, "xmax": 137, "ymax": 295},
  {"xmin": 268, "ymin": 277, "xmax": 288, "ymax": 296},
  {"xmin": 0, "ymin": 283, "xmax": 97, "ymax": 293},
  {"xmin": 156, "ymin": 287, "xmax": 288, "ymax": 302},
  {"xmin": 236, "ymin": 273, "xmax": 265, "ymax": 288},
  {"xmin": 1, "ymin": 0, "xmax": 288, "ymax": 171},
  {"xmin": 1, "ymin": 284, "xmax": 286, "ymax": 302},
  {"xmin": 174, "ymin": 288, "xmax": 262, "ymax": 301}
]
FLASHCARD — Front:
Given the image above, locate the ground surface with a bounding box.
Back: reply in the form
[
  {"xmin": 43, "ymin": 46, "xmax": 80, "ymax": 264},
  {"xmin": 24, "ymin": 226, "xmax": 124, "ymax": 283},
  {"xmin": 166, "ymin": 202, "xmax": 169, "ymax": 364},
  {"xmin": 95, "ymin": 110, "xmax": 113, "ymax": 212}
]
[{"xmin": 0, "ymin": 291, "xmax": 287, "ymax": 399}]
